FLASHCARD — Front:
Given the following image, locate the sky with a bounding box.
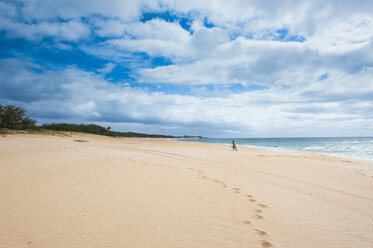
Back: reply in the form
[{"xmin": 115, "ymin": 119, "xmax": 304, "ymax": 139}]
[{"xmin": 1, "ymin": 0, "xmax": 373, "ymax": 137}]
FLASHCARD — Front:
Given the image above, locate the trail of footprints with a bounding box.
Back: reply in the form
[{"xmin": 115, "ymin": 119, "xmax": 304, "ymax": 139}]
[
  {"xmin": 187, "ymin": 167, "xmax": 274, "ymax": 248},
  {"xmin": 120, "ymin": 157, "xmax": 274, "ymax": 247},
  {"xmin": 354, "ymin": 169, "xmax": 373, "ymax": 178},
  {"xmin": 125, "ymin": 157, "xmax": 182, "ymax": 170}
]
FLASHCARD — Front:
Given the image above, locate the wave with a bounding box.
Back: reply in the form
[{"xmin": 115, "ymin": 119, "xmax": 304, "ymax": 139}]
[{"xmin": 177, "ymin": 137, "xmax": 373, "ymax": 161}]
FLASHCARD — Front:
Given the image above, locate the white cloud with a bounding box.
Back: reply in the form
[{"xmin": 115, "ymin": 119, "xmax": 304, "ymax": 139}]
[
  {"xmin": 3, "ymin": 1, "xmax": 373, "ymax": 58},
  {"xmin": 0, "ymin": 18, "xmax": 90, "ymax": 41},
  {"xmin": 136, "ymin": 38, "xmax": 307, "ymax": 85},
  {"xmin": 1, "ymin": 58, "xmax": 373, "ymax": 137},
  {"xmin": 189, "ymin": 23, "xmax": 230, "ymax": 58},
  {"xmin": 94, "ymin": 19, "xmax": 126, "ymax": 37},
  {"xmin": 1, "ymin": 1, "xmax": 373, "ymax": 136},
  {"xmin": 105, "ymin": 19, "xmax": 191, "ymax": 58},
  {"xmin": 97, "ymin": 62, "xmax": 116, "ymax": 74},
  {"xmin": 305, "ymin": 17, "xmax": 373, "ymax": 54},
  {"xmin": 20, "ymin": 0, "xmax": 147, "ymax": 22}
]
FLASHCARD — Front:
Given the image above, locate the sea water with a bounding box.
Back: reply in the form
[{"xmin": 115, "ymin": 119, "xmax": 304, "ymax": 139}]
[{"xmin": 177, "ymin": 137, "xmax": 373, "ymax": 161}]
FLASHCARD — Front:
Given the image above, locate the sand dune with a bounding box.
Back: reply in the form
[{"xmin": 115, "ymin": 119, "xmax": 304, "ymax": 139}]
[{"xmin": 0, "ymin": 133, "xmax": 372, "ymax": 247}]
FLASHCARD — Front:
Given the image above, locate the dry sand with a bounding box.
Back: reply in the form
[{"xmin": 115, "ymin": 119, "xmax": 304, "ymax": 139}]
[{"xmin": 0, "ymin": 133, "xmax": 372, "ymax": 248}]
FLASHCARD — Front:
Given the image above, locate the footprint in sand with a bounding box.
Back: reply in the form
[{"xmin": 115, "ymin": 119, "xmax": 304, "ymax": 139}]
[
  {"xmin": 232, "ymin": 188, "xmax": 240, "ymax": 193},
  {"xmin": 219, "ymin": 181, "xmax": 227, "ymax": 187},
  {"xmin": 254, "ymin": 214, "xmax": 263, "ymax": 219},
  {"xmin": 245, "ymin": 194, "xmax": 253, "ymax": 198},
  {"xmin": 254, "ymin": 229, "xmax": 267, "ymax": 236},
  {"xmin": 257, "ymin": 204, "xmax": 267, "ymax": 208},
  {"xmin": 242, "ymin": 220, "xmax": 251, "ymax": 224},
  {"xmin": 260, "ymin": 240, "xmax": 273, "ymax": 248},
  {"xmin": 254, "ymin": 209, "xmax": 263, "ymax": 213},
  {"xmin": 248, "ymin": 199, "xmax": 256, "ymax": 202}
]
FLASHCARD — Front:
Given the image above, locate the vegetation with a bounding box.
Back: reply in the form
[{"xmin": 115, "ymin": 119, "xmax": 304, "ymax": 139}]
[
  {"xmin": 42, "ymin": 123, "xmax": 180, "ymax": 138},
  {"xmin": 42, "ymin": 123, "xmax": 110, "ymax": 135},
  {"xmin": 1, "ymin": 104, "xmax": 203, "ymax": 138},
  {"xmin": 0, "ymin": 104, "xmax": 36, "ymax": 130}
]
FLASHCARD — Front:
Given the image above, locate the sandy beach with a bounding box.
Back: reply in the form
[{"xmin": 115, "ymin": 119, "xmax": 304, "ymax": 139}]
[{"xmin": 0, "ymin": 133, "xmax": 372, "ymax": 248}]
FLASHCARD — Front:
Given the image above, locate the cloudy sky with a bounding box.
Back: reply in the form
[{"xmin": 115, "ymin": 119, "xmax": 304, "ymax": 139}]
[{"xmin": 1, "ymin": 0, "xmax": 373, "ymax": 137}]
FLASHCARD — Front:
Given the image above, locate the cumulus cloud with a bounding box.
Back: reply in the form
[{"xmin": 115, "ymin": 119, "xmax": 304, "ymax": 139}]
[
  {"xmin": 1, "ymin": 58, "xmax": 373, "ymax": 137},
  {"xmin": 1, "ymin": 59, "xmax": 249, "ymax": 134},
  {"xmin": 0, "ymin": 18, "xmax": 90, "ymax": 41},
  {"xmin": 20, "ymin": 0, "xmax": 149, "ymax": 21},
  {"xmin": 1, "ymin": 1, "xmax": 373, "ymax": 136},
  {"xmin": 136, "ymin": 39, "xmax": 307, "ymax": 85},
  {"xmin": 97, "ymin": 62, "xmax": 116, "ymax": 74},
  {"xmin": 94, "ymin": 19, "xmax": 127, "ymax": 37},
  {"xmin": 105, "ymin": 19, "xmax": 191, "ymax": 58}
]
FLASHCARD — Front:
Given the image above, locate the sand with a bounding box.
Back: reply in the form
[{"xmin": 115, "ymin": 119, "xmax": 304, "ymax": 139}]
[{"xmin": 0, "ymin": 133, "xmax": 372, "ymax": 248}]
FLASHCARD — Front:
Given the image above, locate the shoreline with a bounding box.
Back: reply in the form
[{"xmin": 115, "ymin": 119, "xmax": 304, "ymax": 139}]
[
  {"xmin": 1, "ymin": 133, "xmax": 373, "ymax": 247},
  {"xmin": 238, "ymin": 143, "xmax": 373, "ymax": 164},
  {"xmin": 175, "ymin": 138, "xmax": 373, "ymax": 163}
]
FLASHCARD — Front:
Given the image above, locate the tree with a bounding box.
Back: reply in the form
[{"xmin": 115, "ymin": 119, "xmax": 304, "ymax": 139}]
[
  {"xmin": 21, "ymin": 117, "xmax": 37, "ymax": 129},
  {"xmin": 0, "ymin": 104, "xmax": 4, "ymax": 127},
  {"xmin": 0, "ymin": 105, "xmax": 36, "ymax": 129}
]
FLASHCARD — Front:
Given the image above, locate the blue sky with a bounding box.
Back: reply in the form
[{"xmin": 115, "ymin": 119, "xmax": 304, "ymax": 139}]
[{"xmin": 1, "ymin": 0, "xmax": 373, "ymax": 137}]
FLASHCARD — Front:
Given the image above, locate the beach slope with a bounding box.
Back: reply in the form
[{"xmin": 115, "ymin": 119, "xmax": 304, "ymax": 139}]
[{"xmin": 0, "ymin": 133, "xmax": 372, "ymax": 248}]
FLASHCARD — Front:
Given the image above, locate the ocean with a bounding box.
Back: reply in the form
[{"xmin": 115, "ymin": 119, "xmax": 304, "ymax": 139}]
[{"xmin": 177, "ymin": 137, "xmax": 373, "ymax": 161}]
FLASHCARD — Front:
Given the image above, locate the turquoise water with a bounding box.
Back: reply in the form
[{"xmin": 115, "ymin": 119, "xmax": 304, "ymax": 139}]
[{"xmin": 177, "ymin": 137, "xmax": 373, "ymax": 160}]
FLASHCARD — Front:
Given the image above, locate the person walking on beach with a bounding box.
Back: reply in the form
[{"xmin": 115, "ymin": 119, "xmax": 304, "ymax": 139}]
[{"xmin": 232, "ymin": 141, "xmax": 238, "ymax": 151}]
